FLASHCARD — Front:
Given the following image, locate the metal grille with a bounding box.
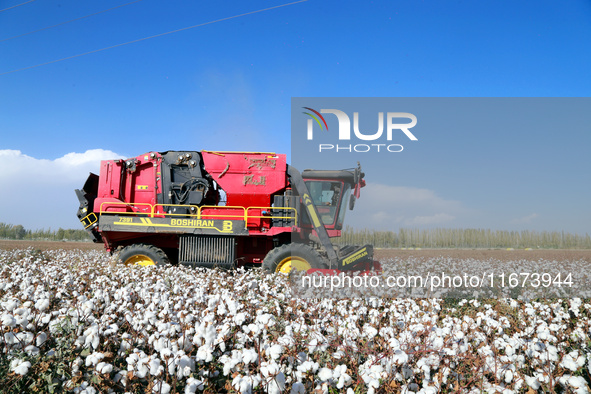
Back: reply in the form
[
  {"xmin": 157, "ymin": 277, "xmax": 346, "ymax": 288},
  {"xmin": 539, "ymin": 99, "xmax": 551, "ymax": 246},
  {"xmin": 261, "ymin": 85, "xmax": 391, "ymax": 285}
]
[{"xmin": 179, "ymin": 235, "xmax": 235, "ymax": 268}]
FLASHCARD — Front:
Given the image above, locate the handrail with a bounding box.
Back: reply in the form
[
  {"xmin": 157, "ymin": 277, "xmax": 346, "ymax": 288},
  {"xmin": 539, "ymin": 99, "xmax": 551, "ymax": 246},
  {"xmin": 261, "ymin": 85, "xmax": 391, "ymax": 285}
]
[
  {"xmin": 152, "ymin": 204, "xmax": 201, "ymax": 218},
  {"xmin": 98, "ymin": 202, "xmax": 296, "ymax": 227},
  {"xmin": 197, "ymin": 205, "xmax": 247, "ymax": 220},
  {"xmin": 99, "ymin": 202, "xmax": 153, "ymax": 215},
  {"xmin": 246, "ymin": 206, "xmax": 297, "ymax": 226}
]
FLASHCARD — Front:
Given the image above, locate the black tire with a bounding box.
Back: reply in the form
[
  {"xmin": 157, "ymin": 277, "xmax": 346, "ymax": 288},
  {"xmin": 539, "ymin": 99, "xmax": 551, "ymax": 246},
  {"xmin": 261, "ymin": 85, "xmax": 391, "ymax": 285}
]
[
  {"xmin": 114, "ymin": 243, "xmax": 170, "ymax": 267},
  {"xmin": 262, "ymin": 243, "xmax": 327, "ymax": 273}
]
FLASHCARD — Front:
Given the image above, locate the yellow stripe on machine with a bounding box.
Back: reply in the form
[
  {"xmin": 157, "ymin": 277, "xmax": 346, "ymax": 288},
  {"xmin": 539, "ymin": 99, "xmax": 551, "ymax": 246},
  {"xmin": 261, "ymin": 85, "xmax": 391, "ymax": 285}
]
[
  {"xmin": 302, "ymin": 193, "xmax": 321, "ymax": 228},
  {"xmin": 342, "ymin": 247, "xmax": 369, "ymax": 266},
  {"xmin": 113, "ymin": 216, "xmax": 234, "ymax": 234}
]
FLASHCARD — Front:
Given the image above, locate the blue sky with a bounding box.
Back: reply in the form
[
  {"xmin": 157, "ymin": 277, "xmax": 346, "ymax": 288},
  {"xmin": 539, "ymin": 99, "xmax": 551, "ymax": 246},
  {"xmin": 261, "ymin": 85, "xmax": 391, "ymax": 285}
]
[{"xmin": 0, "ymin": 0, "xmax": 590, "ymax": 233}]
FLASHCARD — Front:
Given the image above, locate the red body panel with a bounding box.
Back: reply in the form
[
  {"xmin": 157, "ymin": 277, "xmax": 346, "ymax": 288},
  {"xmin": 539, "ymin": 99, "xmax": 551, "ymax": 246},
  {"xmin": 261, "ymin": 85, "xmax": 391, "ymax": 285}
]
[
  {"xmin": 201, "ymin": 151, "xmax": 287, "ymax": 208},
  {"xmin": 92, "ymin": 151, "xmax": 295, "ymax": 260},
  {"xmin": 94, "ymin": 153, "xmax": 163, "ymax": 214}
]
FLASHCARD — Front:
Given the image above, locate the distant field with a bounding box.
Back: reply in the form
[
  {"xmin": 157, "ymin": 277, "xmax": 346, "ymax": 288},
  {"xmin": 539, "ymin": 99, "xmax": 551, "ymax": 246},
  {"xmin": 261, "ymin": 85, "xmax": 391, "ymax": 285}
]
[
  {"xmin": 0, "ymin": 239, "xmax": 104, "ymax": 251},
  {"xmin": 375, "ymin": 248, "xmax": 591, "ymax": 263},
  {"xmin": 1, "ymin": 240, "xmax": 589, "ymax": 263}
]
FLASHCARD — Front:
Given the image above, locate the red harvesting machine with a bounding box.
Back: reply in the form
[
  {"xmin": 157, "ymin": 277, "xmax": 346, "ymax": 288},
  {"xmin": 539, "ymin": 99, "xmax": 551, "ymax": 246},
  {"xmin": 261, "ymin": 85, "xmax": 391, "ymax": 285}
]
[{"xmin": 75, "ymin": 150, "xmax": 380, "ymax": 273}]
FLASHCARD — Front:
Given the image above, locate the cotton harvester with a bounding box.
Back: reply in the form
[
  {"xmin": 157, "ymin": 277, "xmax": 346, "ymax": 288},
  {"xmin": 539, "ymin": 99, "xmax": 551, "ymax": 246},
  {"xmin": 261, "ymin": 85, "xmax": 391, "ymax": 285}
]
[{"xmin": 75, "ymin": 150, "xmax": 380, "ymax": 273}]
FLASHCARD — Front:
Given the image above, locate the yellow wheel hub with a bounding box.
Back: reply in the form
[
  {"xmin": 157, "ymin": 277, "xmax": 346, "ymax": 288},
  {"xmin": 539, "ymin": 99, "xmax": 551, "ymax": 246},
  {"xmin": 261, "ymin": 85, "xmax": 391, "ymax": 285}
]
[
  {"xmin": 276, "ymin": 256, "xmax": 312, "ymax": 273},
  {"xmin": 124, "ymin": 254, "xmax": 155, "ymax": 266}
]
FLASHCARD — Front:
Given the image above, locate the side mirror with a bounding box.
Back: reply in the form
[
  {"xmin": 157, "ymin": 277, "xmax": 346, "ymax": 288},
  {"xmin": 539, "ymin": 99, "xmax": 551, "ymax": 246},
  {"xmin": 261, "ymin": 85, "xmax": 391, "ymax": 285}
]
[{"xmin": 349, "ymin": 194, "xmax": 356, "ymax": 210}]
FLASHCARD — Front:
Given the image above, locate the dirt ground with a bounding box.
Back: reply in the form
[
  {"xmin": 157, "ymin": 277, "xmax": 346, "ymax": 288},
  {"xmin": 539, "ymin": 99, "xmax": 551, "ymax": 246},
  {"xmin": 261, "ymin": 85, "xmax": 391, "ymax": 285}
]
[
  {"xmin": 375, "ymin": 248, "xmax": 591, "ymax": 263},
  {"xmin": 1, "ymin": 240, "xmax": 589, "ymax": 263},
  {"xmin": 0, "ymin": 240, "xmax": 104, "ymax": 251}
]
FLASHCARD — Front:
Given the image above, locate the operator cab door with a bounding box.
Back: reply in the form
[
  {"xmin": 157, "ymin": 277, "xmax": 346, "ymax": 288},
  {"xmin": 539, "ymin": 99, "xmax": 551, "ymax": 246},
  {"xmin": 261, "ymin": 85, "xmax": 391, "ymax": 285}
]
[{"xmin": 301, "ymin": 180, "xmax": 351, "ymax": 230}]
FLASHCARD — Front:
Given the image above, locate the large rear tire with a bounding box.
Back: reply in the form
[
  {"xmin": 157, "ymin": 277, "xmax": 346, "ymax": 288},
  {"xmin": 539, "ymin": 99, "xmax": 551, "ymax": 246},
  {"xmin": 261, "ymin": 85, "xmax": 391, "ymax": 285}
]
[
  {"xmin": 114, "ymin": 243, "xmax": 170, "ymax": 267},
  {"xmin": 262, "ymin": 243, "xmax": 327, "ymax": 273}
]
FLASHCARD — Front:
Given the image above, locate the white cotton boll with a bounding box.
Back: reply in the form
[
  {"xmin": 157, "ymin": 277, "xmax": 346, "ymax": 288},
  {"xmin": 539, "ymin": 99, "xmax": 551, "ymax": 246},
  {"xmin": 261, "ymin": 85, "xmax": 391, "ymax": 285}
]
[
  {"xmin": 25, "ymin": 345, "xmax": 40, "ymax": 356},
  {"xmin": 363, "ymin": 325, "xmax": 378, "ymax": 339},
  {"xmin": 291, "ymin": 382, "xmax": 305, "ymax": 394},
  {"xmin": 152, "ymin": 380, "xmax": 171, "ymax": 394},
  {"xmin": 217, "ymin": 303, "xmax": 227, "ymax": 316},
  {"xmin": 72, "ymin": 357, "xmax": 83, "ymax": 373},
  {"xmin": 431, "ymin": 336, "xmax": 444, "ymax": 349},
  {"xmin": 261, "ymin": 362, "xmax": 280, "ymax": 378},
  {"xmin": 545, "ymin": 345, "xmax": 559, "ymax": 362},
  {"xmin": 419, "ymin": 386, "xmax": 438, "ymax": 394},
  {"xmin": 567, "ymin": 376, "xmax": 589, "ymax": 393},
  {"xmin": 10, "ymin": 358, "xmax": 23, "ymax": 371},
  {"xmin": 393, "ymin": 349, "xmax": 408, "ymax": 365},
  {"xmin": 234, "ymin": 312, "xmax": 247, "ymax": 326},
  {"xmin": 36, "ymin": 332, "xmax": 47, "ymax": 346},
  {"xmin": 570, "ymin": 298, "xmax": 582, "ymax": 317},
  {"xmin": 244, "ymin": 323, "xmax": 261, "ymax": 336},
  {"xmin": 17, "ymin": 331, "xmax": 35, "ymax": 346},
  {"xmin": 12, "ymin": 360, "xmax": 32, "ymax": 375},
  {"xmin": 185, "ymin": 377, "xmax": 205, "ymax": 393},
  {"xmin": 3, "ymin": 299, "xmax": 19, "ymax": 312},
  {"xmin": 114, "ymin": 371, "xmax": 127, "ymax": 385},
  {"xmin": 505, "ymin": 344, "xmax": 515, "ymax": 357},
  {"xmin": 332, "ymin": 350, "xmax": 345, "ymax": 359},
  {"xmin": 178, "ymin": 358, "xmax": 194, "ymax": 379},
  {"xmin": 2, "ymin": 314, "xmax": 16, "ymax": 328},
  {"xmin": 561, "ymin": 351, "xmax": 585, "ymax": 372},
  {"xmin": 149, "ymin": 358, "xmax": 162, "ymax": 376},
  {"xmin": 388, "ymin": 337, "xmax": 400, "ymax": 349},
  {"xmin": 266, "ymin": 372, "xmax": 286, "ymax": 394},
  {"xmin": 84, "ymin": 332, "xmax": 100, "ymax": 350},
  {"xmin": 120, "ymin": 339, "xmax": 131, "ymax": 354},
  {"xmin": 136, "ymin": 362, "xmax": 149, "ymax": 378},
  {"xmin": 85, "ymin": 352, "xmax": 104, "ymax": 367},
  {"xmin": 297, "ymin": 361, "xmax": 319, "ymax": 374},
  {"xmin": 453, "ymin": 331, "xmax": 465, "ymax": 341},
  {"xmin": 504, "ymin": 369, "xmax": 513, "ymax": 383},
  {"xmin": 4, "ymin": 332, "xmax": 16, "ymax": 345},
  {"xmin": 256, "ymin": 313, "xmax": 274, "ymax": 326},
  {"xmin": 524, "ymin": 375, "xmax": 541, "ymax": 390},
  {"xmin": 160, "ymin": 347, "xmax": 173, "ymax": 359},
  {"xmin": 267, "ymin": 345, "xmax": 283, "ymax": 361},
  {"xmin": 126, "ymin": 353, "xmax": 139, "ymax": 366},
  {"xmin": 96, "ymin": 362, "xmax": 113, "ymax": 374},
  {"xmin": 317, "ymin": 367, "xmax": 333, "ymax": 382},
  {"xmin": 243, "ymin": 348, "xmax": 258, "ymax": 365},
  {"xmin": 35, "ymin": 298, "xmax": 50, "ymax": 311},
  {"xmin": 366, "ymin": 378, "xmax": 380, "ymax": 394},
  {"xmin": 278, "ymin": 334, "xmax": 295, "ymax": 348},
  {"xmin": 231, "ymin": 375, "xmax": 248, "ymax": 393},
  {"xmin": 334, "ymin": 365, "xmax": 352, "ymax": 389},
  {"xmin": 81, "ymin": 385, "xmax": 98, "ymax": 394},
  {"xmin": 232, "ymin": 374, "xmax": 261, "ymax": 394},
  {"xmin": 196, "ymin": 345, "xmax": 213, "ymax": 362},
  {"xmin": 221, "ymin": 359, "xmax": 234, "ymax": 377}
]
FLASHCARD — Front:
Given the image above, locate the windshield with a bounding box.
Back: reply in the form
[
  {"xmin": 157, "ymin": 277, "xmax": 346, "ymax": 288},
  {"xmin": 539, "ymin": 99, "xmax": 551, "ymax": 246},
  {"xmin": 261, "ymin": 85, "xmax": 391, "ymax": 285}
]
[
  {"xmin": 336, "ymin": 184, "xmax": 351, "ymax": 229},
  {"xmin": 304, "ymin": 180, "xmax": 347, "ymax": 227}
]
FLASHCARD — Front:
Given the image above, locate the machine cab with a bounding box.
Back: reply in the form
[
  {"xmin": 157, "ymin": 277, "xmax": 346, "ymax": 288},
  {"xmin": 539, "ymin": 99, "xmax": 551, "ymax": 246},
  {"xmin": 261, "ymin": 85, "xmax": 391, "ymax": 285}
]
[{"xmin": 301, "ymin": 165, "xmax": 365, "ymax": 233}]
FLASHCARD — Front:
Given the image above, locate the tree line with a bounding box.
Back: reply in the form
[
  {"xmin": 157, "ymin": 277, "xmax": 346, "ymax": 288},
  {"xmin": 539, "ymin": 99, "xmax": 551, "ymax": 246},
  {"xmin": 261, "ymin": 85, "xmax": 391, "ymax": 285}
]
[
  {"xmin": 335, "ymin": 226, "xmax": 591, "ymax": 249},
  {"xmin": 0, "ymin": 223, "xmax": 91, "ymax": 241}
]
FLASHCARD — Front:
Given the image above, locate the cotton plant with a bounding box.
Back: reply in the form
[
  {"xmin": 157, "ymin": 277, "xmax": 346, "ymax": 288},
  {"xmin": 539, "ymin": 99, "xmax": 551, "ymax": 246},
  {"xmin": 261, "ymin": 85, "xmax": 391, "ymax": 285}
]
[{"xmin": 1, "ymin": 248, "xmax": 591, "ymax": 393}]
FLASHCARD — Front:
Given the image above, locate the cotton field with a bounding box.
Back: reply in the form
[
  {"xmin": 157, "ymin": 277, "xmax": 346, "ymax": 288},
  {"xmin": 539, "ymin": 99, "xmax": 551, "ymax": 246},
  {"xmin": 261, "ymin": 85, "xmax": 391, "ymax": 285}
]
[{"xmin": 1, "ymin": 248, "xmax": 591, "ymax": 393}]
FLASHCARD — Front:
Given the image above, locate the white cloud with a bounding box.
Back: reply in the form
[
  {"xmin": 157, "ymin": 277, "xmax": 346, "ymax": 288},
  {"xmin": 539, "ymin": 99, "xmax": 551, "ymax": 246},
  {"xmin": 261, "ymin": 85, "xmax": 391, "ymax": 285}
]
[
  {"xmin": 404, "ymin": 213, "xmax": 456, "ymax": 226},
  {"xmin": 0, "ymin": 149, "xmax": 125, "ymax": 230},
  {"xmin": 511, "ymin": 213, "xmax": 539, "ymax": 224},
  {"xmin": 346, "ymin": 183, "xmax": 467, "ymax": 230}
]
